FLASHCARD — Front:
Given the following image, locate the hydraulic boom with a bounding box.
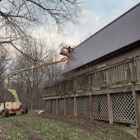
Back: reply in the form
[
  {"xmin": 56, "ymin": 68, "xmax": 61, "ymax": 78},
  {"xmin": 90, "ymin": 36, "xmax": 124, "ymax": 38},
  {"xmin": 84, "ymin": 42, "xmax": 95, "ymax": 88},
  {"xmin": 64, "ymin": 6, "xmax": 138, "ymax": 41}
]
[{"xmin": 0, "ymin": 45, "xmax": 73, "ymax": 117}]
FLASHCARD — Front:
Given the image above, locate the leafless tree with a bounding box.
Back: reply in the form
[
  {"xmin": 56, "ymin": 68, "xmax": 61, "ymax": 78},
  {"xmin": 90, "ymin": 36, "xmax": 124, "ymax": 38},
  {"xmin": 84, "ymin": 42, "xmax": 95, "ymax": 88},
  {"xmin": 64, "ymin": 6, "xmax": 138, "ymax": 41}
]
[
  {"xmin": 0, "ymin": 48, "xmax": 12, "ymax": 102},
  {"xmin": 0, "ymin": 0, "xmax": 82, "ymax": 59},
  {"xmin": 10, "ymin": 40, "xmax": 64, "ymax": 109}
]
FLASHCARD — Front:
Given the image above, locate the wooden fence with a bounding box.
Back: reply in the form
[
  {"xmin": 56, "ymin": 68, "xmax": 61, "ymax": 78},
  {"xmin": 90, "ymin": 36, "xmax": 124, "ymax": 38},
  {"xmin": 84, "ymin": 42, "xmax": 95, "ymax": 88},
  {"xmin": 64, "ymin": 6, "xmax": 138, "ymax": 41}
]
[{"xmin": 43, "ymin": 55, "xmax": 140, "ymax": 138}]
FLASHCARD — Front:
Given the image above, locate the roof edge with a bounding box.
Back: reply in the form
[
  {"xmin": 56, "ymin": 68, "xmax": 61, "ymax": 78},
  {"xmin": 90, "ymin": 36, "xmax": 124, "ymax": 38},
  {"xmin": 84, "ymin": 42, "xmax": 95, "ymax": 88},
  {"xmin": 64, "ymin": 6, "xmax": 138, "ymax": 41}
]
[{"xmin": 64, "ymin": 40, "xmax": 140, "ymax": 74}]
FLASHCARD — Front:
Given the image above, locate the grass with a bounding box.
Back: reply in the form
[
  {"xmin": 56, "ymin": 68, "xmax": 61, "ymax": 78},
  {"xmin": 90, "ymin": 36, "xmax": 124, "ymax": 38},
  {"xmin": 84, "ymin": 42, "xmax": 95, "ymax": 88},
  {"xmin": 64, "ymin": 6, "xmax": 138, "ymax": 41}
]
[{"xmin": 0, "ymin": 111, "xmax": 100, "ymax": 140}]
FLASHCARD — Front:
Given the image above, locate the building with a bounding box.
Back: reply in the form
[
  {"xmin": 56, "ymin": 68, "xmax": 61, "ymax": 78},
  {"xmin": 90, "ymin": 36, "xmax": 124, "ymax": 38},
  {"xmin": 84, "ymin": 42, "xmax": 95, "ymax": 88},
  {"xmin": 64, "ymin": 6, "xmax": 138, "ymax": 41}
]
[{"xmin": 43, "ymin": 3, "xmax": 140, "ymax": 138}]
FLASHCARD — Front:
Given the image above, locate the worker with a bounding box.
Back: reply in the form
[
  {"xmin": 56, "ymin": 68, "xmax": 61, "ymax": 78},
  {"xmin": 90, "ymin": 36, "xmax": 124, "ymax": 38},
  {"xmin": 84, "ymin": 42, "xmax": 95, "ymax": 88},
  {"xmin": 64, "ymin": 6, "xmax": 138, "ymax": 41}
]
[
  {"xmin": 60, "ymin": 47, "xmax": 68, "ymax": 56},
  {"xmin": 60, "ymin": 46, "xmax": 73, "ymax": 57}
]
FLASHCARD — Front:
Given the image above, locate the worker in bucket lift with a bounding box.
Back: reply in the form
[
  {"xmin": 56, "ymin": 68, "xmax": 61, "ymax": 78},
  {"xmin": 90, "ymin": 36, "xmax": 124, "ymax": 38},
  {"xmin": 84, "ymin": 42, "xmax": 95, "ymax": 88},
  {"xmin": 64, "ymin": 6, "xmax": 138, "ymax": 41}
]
[{"xmin": 60, "ymin": 46, "xmax": 73, "ymax": 57}]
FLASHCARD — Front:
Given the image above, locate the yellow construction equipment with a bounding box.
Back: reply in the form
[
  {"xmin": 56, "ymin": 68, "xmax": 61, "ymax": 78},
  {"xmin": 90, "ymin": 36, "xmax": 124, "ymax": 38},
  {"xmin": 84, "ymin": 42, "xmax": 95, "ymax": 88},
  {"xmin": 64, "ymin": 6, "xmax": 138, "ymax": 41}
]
[{"xmin": 0, "ymin": 45, "xmax": 73, "ymax": 117}]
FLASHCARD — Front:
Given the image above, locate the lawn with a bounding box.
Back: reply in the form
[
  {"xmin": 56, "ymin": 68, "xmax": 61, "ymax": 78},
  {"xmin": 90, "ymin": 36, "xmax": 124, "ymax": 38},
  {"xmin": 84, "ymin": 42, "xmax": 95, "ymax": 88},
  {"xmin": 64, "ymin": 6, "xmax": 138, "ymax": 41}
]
[
  {"xmin": 0, "ymin": 111, "xmax": 100, "ymax": 140},
  {"xmin": 0, "ymin": 111, "xmax": 137, "ymax": 140}
]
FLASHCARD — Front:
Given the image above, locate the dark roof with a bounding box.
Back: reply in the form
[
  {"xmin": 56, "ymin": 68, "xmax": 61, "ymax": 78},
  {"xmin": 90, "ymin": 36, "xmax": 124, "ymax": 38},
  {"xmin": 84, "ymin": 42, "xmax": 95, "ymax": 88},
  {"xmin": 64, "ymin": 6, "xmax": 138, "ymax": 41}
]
[{"xmin": 64, "ymin": 3, "xmax": 140, "ymax": 72}]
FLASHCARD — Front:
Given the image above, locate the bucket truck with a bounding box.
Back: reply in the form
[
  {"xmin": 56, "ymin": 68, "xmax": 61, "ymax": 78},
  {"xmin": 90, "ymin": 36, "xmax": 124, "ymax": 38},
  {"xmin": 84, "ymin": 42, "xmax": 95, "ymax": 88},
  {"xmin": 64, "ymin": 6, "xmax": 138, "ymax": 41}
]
[{"xmin": 0, "ymin": 46, "xmax": 72, "ymax": 117}]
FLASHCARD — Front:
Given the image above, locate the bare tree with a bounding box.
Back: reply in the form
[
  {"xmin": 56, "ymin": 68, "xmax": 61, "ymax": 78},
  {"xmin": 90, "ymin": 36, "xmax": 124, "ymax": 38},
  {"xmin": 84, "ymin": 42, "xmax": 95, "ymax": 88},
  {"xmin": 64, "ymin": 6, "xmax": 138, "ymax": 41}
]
[
  {"xmin": 0, "ymin": 0, "xmax": 82, "ymax": 58},
  {"xmin": 0, "ymin": 48, "xmax": 12, "ymax": 102},
  {"xmin": 10, "ymin": 40, "xmax": 64, "ymax": 109}
]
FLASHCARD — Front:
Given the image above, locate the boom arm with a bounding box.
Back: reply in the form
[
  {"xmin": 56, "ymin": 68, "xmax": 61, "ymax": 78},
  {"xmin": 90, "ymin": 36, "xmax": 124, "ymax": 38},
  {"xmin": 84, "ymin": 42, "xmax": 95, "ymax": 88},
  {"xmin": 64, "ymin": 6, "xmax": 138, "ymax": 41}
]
[{"xmin": 4, "ymin": 56, "xmax": 68, "ymax": 109}]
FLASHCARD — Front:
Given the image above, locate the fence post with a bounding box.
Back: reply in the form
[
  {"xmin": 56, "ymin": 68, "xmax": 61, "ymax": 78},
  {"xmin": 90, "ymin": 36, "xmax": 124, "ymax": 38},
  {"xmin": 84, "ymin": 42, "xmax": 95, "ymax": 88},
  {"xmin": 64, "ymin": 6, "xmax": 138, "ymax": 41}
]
[
  {"xmin": 90, "ymin": 95, "xmax": 94, "ymax": 121},
  {"xmin": 137, "ymin": 93, "xmax": 140, "ymax": 138},
  {"xmin": 49, "ymin": 100, "xmax": 52, "ymax": 113},
  {"xmin": 44, "ymin": 100, "xmax": 46, "ymax": 113},
  {"xmin": 64, "ymin": 98, "xmax": 67, "ymax": 116},
  {"xmin": 56, "ymin": 99, "xmax": 58, "ymax": 114},
  {"xmin": 132, "ymin": 87, "xmax": 140, "ymax": 138},
  {"xmin": 130, "ymin": 60, "xmax": 140, "ymax": 138},
  {"xmin": 107, "ymin": 93, "xmax": 113, "ymax": 124},
  {"xmin": 74, "ymin": 96, "xmax": 77, "ymax": 117}
]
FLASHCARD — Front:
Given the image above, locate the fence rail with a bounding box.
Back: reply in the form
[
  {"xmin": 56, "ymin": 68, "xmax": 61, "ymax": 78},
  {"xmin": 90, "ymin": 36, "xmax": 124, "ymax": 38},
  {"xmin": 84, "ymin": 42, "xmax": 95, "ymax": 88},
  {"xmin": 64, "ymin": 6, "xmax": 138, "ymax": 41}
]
[{"xmin": 46, "ymin": 56, "xmax": 140, "ymax": 94}]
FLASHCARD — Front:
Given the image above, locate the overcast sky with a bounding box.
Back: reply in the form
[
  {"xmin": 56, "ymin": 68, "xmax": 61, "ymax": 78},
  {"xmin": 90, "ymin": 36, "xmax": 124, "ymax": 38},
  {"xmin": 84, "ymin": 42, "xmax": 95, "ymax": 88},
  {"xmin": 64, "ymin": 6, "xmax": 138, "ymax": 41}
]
[{"xmin": 35, "ymin": 0, "xmax": 140, "ymax": 49}]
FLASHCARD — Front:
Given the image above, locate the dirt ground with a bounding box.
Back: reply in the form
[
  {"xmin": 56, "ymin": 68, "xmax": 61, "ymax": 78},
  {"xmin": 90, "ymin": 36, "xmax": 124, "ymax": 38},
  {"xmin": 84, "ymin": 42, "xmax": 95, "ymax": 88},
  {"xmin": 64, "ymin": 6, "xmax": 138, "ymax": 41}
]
[{"xmin": 37, "ymin": 112, "xmax": 138, "ymax": 140}]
